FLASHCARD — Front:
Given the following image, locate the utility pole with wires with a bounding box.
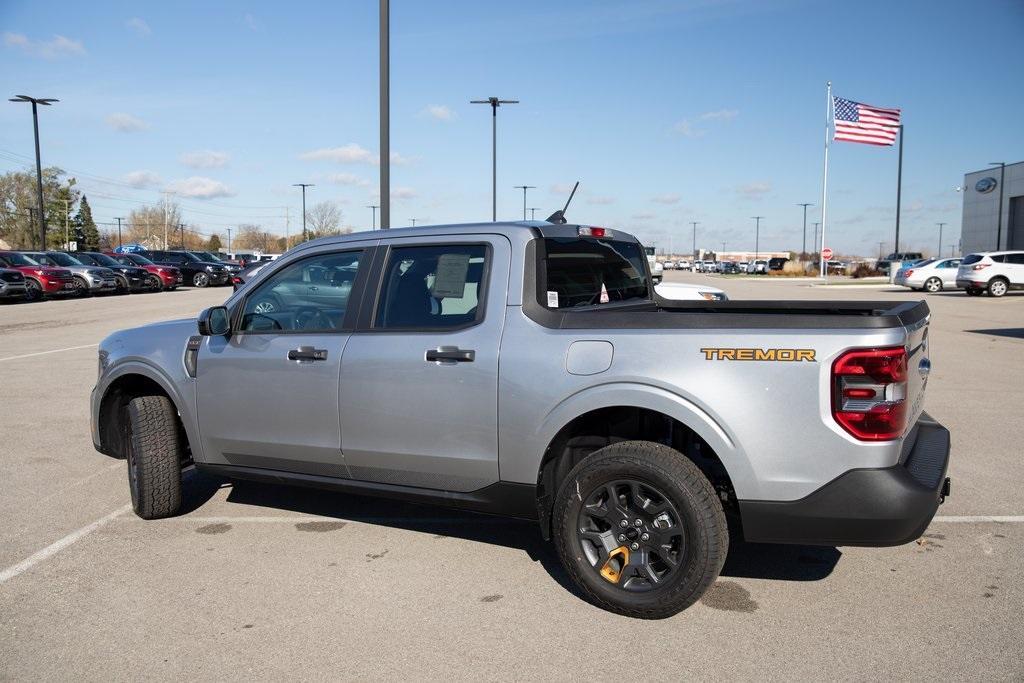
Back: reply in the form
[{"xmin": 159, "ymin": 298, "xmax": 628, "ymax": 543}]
[
  {"xmin": 936, "ymin": 222, "xmax": 946, "ymax": 257},
  {"xmin": 179, "ymin": 223, "xmax": 185, "ymax": 249},
  {"xmin": 64, "ymin": 199, "xmax": 70, "ymax": 249},
  {"xmin": 293, "ymin": 183, "xmax": 313, "ymax": 242},
  {"xmin": 797, "ymin": 203, "xmax": 813, "ymax": 255},
  {"xmin": 690, "ymin": 221, "xmax": 699, "ymax": 257},
  {"xmin": 162, "ymin": 191, "xmax": 170, "ymax": 249},
  {"xmin": 284, "ymin": 206, "xmax": 290, "ymax": 250},
  {"xmin": 115, "ymin": 217, "xmax": 124, "ymax": 248},
  {"xmin": 227, "ymin": 227, "xmax": 232, "ymax": 255}
]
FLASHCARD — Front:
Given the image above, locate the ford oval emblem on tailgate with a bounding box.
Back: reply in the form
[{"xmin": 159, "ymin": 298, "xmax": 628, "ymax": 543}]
[{"xmin": 918, "ymin": 357, "xmax": 931, "ymax": 379}]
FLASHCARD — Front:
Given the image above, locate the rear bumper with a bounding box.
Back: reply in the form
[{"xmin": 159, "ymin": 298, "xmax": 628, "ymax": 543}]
[
  {"xmin": 956, "ymin": 278, "xmax": 984, "ymax": 289},
  {"xmin": 739, "ymin": 413, "xmax": 950, "ymax": 547}
]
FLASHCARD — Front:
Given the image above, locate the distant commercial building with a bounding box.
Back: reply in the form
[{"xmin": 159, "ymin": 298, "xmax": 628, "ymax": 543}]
[{"xmin": 961, "ymin": 161, "xmax": 1024, "ymax": 254}]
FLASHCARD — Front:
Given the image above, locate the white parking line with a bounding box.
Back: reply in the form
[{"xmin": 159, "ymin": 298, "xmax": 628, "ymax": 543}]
[
  {"xmin": 932, "ymin": 515, "xmax": 1024, "ymax": 523},
  {"xmin": 0, "ymin": 504, "xmax": 130, "ymax": 586},
  {"xmin": 0, "ymin": 343, "xmax": 98, "ymax": 363}
]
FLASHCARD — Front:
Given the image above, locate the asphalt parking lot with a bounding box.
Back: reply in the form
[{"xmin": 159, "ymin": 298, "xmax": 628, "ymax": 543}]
[{"xmin": 1, "ymin": 278, "xmax": 1022, "ymax": 681}]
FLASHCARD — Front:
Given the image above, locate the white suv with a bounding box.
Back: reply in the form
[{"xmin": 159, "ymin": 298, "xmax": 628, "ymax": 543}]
[{"xmin": 956, "ymin": 251, "xmax": 1024, "ymax": 297}]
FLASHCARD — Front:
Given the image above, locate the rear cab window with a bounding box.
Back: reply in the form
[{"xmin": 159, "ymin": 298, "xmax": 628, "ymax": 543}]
[{"xmin": 538, "ymin": 236, "xmax": 649, "ymax": 309}]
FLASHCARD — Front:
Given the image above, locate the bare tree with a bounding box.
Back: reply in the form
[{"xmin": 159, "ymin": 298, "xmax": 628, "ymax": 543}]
[
  {"xmin": 233, "ymin": 224, "xmax": 280, "ymax": 252},
  {"xmin": 307, "ymin": 201, "xmax": 343, "ymax": 238},
  {"xmin": 127, "ymin": 202, "xmax": 182, "ymax": 246}
]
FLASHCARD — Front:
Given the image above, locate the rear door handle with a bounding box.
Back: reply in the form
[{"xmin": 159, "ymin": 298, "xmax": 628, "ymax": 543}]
[
  {"xmin": 425, "ymin": 346, "xmax": 475, "ymax": 363},
  {"xmin": 288, "ymin": 346, "xmax": 328, "ymax": 362}
]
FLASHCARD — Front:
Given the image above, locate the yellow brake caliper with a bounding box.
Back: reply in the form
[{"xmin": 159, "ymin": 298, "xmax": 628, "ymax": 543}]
[{"xmin": 600, "ymin": 545, "xmax": 630, "ymax": 584}]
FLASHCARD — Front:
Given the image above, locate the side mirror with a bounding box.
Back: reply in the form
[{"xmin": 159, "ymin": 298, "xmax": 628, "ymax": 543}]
[{"xmin": 197, "ymin": 306, "xmax": 231, "ymax": 336}]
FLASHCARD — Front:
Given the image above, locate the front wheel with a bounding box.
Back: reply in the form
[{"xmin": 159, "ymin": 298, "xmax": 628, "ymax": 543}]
[
  {"xmin": 924, "ymin": 277, "xmax": 943, "ymax": 293},
  {"xmin": 24, "ymin": 278, "xmax": 42, "ymax": 301},
  {"xmin": 553, "ymin": 441, "xmax": 728, "ymax": 619},
  {"xmin": 988, "ymin": 278, "xmax": 1009, "ymax": 298},
  {"xmin": 73, "ymin": 276, "xmax": 91, "ymax": 297},
  {"xmin": 147, "ymin": 274, "xmax": 163, "ymax": 291},
  {"xmin": 192, "ymin": 272, "xmax": 210, "ymax": 287},
  {"xmin": 125, "ymin": 395, "xmax": 183, "ymax": 519}
]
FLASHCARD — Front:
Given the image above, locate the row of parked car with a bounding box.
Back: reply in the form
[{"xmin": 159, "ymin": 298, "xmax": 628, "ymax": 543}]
[
  {"xmin": 894, "ymin": 250, "xmax": 1024, "ymax": 297},
  {"xmin": 662, "ymin": 257, "xmax": 793, "ymax": 274},
  {"xmin": 0, "ymin": 248, "xmax": 270, "ymax": 303}
]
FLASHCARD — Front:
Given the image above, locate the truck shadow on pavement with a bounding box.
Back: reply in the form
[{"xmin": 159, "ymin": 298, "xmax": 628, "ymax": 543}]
[{"xmin": 184, "ymin": 472, "xmax": 841, "ymax": 595}]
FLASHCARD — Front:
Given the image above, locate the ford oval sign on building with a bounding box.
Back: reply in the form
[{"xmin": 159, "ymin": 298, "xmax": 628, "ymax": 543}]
[{"xmin": 975, "ymin": 176, "xmax": 998, "ymax": 193}]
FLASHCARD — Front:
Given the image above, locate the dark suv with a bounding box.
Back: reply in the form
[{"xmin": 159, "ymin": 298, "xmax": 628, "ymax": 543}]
[
  {"xmin": 74, "ymin": 252, "xmax": 154, "ymax": 293},
  {"xmin": 145, "ymin": 250, "xmax": 230, "ymax": 287}
]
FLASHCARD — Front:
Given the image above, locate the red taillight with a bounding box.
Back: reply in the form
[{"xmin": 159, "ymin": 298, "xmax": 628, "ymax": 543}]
[
  {"xmin": 972, "ymin": 264, "xmax": 990, "ymax": 271},
  {"xmin": 832, "ymin": 346, "xmax": 908, "ymax": 441},
  {"xmin": 904, "ymin": 269, "xmax": 914, "ymax": 277},
  {"xmin": 231, "ymin": 276, "xmax": 242, "ymax": 285},
  {"xmin": 578, "ymin": 226, "xmax": 610, "ymax": 238}
]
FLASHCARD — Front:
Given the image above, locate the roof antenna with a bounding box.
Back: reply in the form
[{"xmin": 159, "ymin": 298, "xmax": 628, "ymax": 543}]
[{"xmin": 545, "ymin": 181, "xmax": 579, "ymax": 224}]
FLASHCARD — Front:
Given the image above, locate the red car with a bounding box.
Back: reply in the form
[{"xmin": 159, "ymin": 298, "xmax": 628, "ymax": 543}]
[
  {"xmin": 0, "ymin": 251, "xmax": 76, "ymax": 300},
  {"xmin": 104, "ymin": 252, "xmax": 183, "ymax": 290}
]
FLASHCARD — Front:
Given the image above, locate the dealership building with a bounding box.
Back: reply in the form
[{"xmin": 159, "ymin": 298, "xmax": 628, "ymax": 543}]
[{"xmin": 961, "ymin": 161, "xmax": 1024, "ymax": 254}]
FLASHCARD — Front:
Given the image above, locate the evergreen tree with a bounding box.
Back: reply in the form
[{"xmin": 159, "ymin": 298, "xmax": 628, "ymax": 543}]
[
  {"xmin": 75, "ymin": 195, "xmax": 100, "ymax": 251},
  {"xmin": 207, "ymin": 233, "xmax": 222, "ymax": 251}
]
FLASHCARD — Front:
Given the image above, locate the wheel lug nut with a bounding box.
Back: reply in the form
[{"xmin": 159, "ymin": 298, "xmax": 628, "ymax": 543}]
[
  {"xmin": 619, "ymin": 520, "xmax": 629, "ymax": 528},
  {"xmin": 634, "ymin": 519, "xmax": 642, "ymax": 527},
  {"xmin": 641, "ymin": 533, "xmax": 649, "ymax": 541},
  {"xmin": 630, "ymin": 542, "xmax": 639, "ymax": 551},
  {"xmin": 618, "ymin": 534, "xmax": 626, "ymax": 542}
]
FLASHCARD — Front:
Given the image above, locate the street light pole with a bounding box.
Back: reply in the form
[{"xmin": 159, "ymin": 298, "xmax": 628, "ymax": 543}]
[
  {"xmin": 513, "ymin": 185, "xmax": 535, "ymax": 221},
  {"xmin": 690, "ymin": 221, "xmax": 699, "ymax": 257},
  {"xmin": 9, "ymin": 95, "xmax": 58, "ymax": 250},
  {"xmin": 409, "ymin": 218, "xmax": 417, "ymax": 227},
  {"xmin": 936, "ymin": 222, "xmax": 946, "ymax": 257},
  {"xmin": 991, "ymin": 162, "xmax": 1007, "ymax": 250},
  {"xmin": 379, "ymin": 0, "xmax": 390, "ymax": 229},
  {"xmin": 528, "ymin": 207, "xmax": 539, "ymax": 221},
  {"xmin": 813, "ymin": 222, "xmax": 821, "ymax": 253},
  {"xmin": 115, "ymin": 217, "xmax": 124, "ymax": 248},
  {"xmin": 227, "ymin": 227, "xmax": 232, "ymax": 254},
  {"xmin": 471, "ymin": 97, "xmax": 518, "ymax": 221},
  {"xmin": 292, "ymin": 183, "xmax": 314, "ymax": 241},
  {"xmin": 878, "ymin": 241, "xmax": 885, "ymax": 261},
  {"xmin": 368, "ymin": 205, "xmax": 379, "ymax": 230},
  {"xmin": 797, "ymin": 203, "xmax": 813, "ymax": 255},
  {"xmin": 751, "ymin": 216, "xmax": 764, "ymax": 261}
]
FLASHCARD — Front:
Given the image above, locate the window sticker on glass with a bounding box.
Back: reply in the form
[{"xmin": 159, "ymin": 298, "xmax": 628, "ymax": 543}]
[
  {"xmin": 431, "ymin": 253, "xmax": 471, "ymax": 298},
  {"xmin": 547, "ymin": 290, "xmax": 559, "ymax": 307}
]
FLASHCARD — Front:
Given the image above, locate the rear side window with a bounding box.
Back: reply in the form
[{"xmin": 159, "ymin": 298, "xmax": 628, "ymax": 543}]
[
  {"xmin": 375, "ymin": 244, "xmax": 488, "ymax": 329},
  {"xmin": 961, "ymin": 254, "xmax": 984, "ymax": 265},
  {"xmin": 540, "ymin": 237, "xmax": 649, "ymax": 308},
  {"xmin": 1006, "ymin": 253, "xmax": 1024, "ymax": 264}
]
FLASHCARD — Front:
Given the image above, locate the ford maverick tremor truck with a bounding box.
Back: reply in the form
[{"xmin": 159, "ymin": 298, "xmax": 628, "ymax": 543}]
[{"xmin": 92, "ymin": 221, "xmax": 950, "ymax": 618}]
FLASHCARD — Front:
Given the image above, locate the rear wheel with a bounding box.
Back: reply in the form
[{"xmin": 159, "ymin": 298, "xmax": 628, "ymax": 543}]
[
  {"xmin": 988, "ymin": 278, "xmax": 1009, "ymax": 298},
  {"xmin": 924, "ymin": 277, "xmax": 943, "ymax": 293},
  {"xmin": 114, "ymin": 274, "xmax": 129, "ymax": 294},
  {"xmin": 124, "ymin": 395, "xmax": 183, "ymax": 519},
  {"xmin": 553, "ymin": 440, "xmax": 728, "ymax": 619}
]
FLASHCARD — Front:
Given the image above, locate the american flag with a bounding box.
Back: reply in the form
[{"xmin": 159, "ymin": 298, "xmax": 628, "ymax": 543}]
[{"xmin": 833, "ymin": 96, "xmax": 901, "ymax": 146}]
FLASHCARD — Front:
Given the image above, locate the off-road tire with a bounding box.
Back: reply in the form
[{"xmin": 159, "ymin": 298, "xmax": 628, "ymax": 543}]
[
  {"xmin": 987, "ymin": 277, "xmax": 1009, "ymax": 298},
  {"xmin": 924, "ymin": 277, "xmax": 942, "ymax": 293},
  {"xmin": 125, "ymin": 395, "xmax": 183, "ymax": 519},
  {"xmin": 553, "ymin": 440, "xmax": 728, "ymax": 619}
]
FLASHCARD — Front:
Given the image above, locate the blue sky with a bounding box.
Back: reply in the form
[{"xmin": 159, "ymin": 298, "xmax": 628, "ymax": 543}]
[{"xmin": 2, "ymin": 0, "xmax": 1022, "ymax": 256}]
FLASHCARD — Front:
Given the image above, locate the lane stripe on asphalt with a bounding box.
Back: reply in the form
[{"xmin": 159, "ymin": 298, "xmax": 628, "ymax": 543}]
[
  {"xmin": 0, "ymin": 504, "xmax": 130, "ymax": 586},
  {"xmin": 0, "ymin": 343, "xmax": 98, "ymax": 363}
]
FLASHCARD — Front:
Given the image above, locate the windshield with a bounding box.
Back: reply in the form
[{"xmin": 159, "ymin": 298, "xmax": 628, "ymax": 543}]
[
  {"xmin": 45, "ymin": 252, "xmax": 84, "ymax": 267},
  {"xmin": 2, "ymin": 252, "xmax": 40, "ymax": 266},
  {"xmin": 191, "ymin": 251, "xmax": 221, "ymax": 262},
  {"xmin": 86, "ymin": 253, "xmax": 120, "ymax": 267},
  {"xmin": 180, "ymin": 252, "xmax": 204, "ymax": 263},
  {"xmin": 541, "ymin": 237, "xmax": 650, "ymax": 308},
  {"xmin": 124, "ymin": 254, "xmax": 154, "ymax": 266}
]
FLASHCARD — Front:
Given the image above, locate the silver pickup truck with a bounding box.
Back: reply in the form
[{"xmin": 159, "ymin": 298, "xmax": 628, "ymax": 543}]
[{"xmin": 91, "ymin": 222, "xmax": 950, "ymax": 618}]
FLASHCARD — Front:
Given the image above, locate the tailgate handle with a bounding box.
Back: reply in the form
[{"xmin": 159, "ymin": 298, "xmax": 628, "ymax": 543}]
[
  {"xmin": 425, "ymin": 347, "xmax": 475, "ymax": 363},
  {"xmin": 288, "ymin": 346, "xmax": 328, "ymax": 362}
]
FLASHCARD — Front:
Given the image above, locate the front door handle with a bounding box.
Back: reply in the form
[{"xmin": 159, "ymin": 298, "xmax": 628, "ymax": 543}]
[
  {"xmin": 288, "ymin": 346, "xmax": 328, "ymax": 362},
  {"xmin": 425, "ymin": 346, "xmax": 475, "ymax": 363}
]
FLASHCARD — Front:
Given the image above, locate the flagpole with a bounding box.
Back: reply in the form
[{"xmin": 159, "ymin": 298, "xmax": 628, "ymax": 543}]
[
  {"xmin": 819, "ymin": 81, "xmax": 832, "ymax": 279},
  {"xmin": 894, "ymin": 124, "xmax": 904, "ymax": 254}
]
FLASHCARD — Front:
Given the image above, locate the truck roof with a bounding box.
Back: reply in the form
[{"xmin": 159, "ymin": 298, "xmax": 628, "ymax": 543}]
[{"xmin": 294, "ymin": 221, "xmax": 641, "ymax": 250}]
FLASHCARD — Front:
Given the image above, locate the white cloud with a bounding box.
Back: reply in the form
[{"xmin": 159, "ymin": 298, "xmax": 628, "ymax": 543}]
[
  {"xmin": 3, "ymin": 32, "xmax": 85, "ymax": 59},
  {"xmin": 165, "ymin": 176, "xmax": 235, "ymax": 199},
  {"xmin": 327, "ymin": 172, "xmax": 369, "ymax": 187},
  {"xmin": 652, "ymin": 193, "xmax": 682, "ymax": 205},
  {"xmin": 421, "ymin": 105, "xmax": 456, "ymax": 121},
  {"xmin": 672, "ymin": 120, "xmax": 705, "ymax": 138},
  {"xmin": 632, "ymin": 213, "xmax": 656, "ymax": 221},
  {"xmin": 737, "ymin": 182, "xmax": 772, "ymax": 198},
  {"xmin": 586, "ymin": 196, "xmax": 615, "ymax": 205},
  {"xmin": 122, "ymin": 170, "xmax": 161, "ymax": 188},
  {"xmin": 299, "ymin": 143, "xmax": 409, "ymax": 166},
  {"xmin": 125, "ymin": 18, "xmax": 151, "ymax": 36},
  {"xmin": 179, "ymin": 150, "xmax": 229, "ymax": 169},
  {"xmin": 391, "ymin": 187, "xmax": 417, "ymax": 200},
  {"xmin": 106, "ymin": 113, "xmax": 148, "ymax": 132},
  {"xmin": 700, "ymin": 109, "xmax": 738, "ymax": 121},
  {"xmin": 244, "ymin": 14, "xmax": 259, "ymax": 31}
]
